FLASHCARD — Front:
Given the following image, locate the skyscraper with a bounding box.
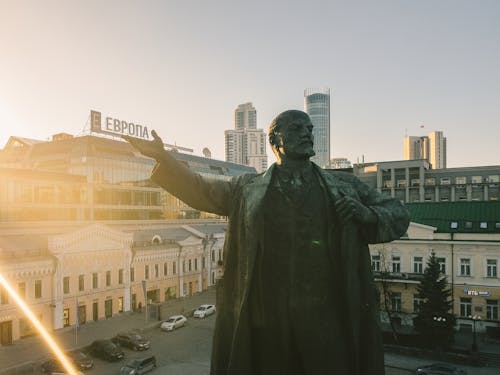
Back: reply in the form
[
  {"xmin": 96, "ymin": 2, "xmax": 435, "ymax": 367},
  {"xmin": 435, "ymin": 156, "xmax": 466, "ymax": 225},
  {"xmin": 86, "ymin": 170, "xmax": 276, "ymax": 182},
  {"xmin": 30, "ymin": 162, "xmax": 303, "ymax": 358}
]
[
  {"xmin": 304, "ymin": 88, "xmax": 331, "ymax": 168},
  {"xmin": 225, "ymin": 103, "xmax": 267, "ymax": 173},
  {"xmin": 404, "ymin": 131, "xmax": 446, "ymax": 169}
]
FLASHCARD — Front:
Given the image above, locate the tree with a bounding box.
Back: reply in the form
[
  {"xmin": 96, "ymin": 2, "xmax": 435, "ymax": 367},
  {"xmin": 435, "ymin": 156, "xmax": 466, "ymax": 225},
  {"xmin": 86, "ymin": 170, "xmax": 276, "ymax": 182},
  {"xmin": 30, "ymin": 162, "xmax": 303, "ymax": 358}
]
[{"xmin": 414, "ymin": 252, "xmax": 456, "ymax": 349}]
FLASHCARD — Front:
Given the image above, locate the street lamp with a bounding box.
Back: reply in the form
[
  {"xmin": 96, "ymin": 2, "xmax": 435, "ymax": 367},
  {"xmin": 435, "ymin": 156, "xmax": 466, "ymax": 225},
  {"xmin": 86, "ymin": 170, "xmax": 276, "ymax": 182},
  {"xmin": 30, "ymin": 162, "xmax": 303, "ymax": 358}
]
[
  {"xmin": 433, "ymin": 316, "xmax": 447, "ymax": 349},
  {"xmin": 469, "ymin": 315, "xmax": 481, "ymax": 352}
]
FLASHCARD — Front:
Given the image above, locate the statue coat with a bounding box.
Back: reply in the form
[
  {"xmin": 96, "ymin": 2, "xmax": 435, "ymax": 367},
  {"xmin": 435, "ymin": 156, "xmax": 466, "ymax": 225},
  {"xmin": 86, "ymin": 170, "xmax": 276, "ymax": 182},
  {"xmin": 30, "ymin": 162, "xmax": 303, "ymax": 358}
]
[{"xmin": 151, "ymin": 158, "xmax": 410, "ymax": 375}]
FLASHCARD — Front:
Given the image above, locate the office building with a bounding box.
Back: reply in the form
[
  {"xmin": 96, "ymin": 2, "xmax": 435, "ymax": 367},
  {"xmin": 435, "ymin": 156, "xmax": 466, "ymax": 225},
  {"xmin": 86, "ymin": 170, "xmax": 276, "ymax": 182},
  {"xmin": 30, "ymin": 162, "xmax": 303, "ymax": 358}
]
[
  {"xmin": 304, "ymin": 88, "xmax": 331, "ymax": 168},
  {"xmin": 224, "ymin": 103, "xmax": 267, "ymax": 173},
  {"xmin": 404, "ymin": 131, "xmax": 446, "ymax": 169},
  {"xmin": 353, "ymin": 159, "xmax": 499, "ymax": 203},
  {"xmin": 0, "ymin": 134, "xmax": 255, "ymax": 222}
]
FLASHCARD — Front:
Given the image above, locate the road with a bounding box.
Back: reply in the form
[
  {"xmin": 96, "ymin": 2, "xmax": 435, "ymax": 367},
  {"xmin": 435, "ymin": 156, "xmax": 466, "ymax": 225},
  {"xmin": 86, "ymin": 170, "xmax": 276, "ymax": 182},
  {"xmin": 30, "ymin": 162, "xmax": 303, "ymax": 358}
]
[{"xmin": 58, "ymin": 313, "xmax": 497, "ymax": 375}]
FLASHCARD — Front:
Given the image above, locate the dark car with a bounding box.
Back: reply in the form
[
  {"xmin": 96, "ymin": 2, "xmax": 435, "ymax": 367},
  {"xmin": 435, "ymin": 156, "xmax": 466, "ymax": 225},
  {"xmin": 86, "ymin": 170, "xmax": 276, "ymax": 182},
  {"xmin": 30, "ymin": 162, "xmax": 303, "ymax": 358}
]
[
  {"xmin": 88, "ymin": 339, "xmax": 125, "ymax": 361},
  {"xmin": 112, "ymin": 331, "xmax": 151, "ymax": 351},
  {"xmin": 119, "ymin": 355, "xmax": 157, "ymax": 374},
  {"xmin": 65, "ymin": 350, "xmax": 94, "ymax": 370},
  {"xmin": 40, "ymin": 359, "xmax": 84, "ymax": 374},
  {"xmin": 416, "ymin": 363, "xmax": 467, "ymax": 374}
]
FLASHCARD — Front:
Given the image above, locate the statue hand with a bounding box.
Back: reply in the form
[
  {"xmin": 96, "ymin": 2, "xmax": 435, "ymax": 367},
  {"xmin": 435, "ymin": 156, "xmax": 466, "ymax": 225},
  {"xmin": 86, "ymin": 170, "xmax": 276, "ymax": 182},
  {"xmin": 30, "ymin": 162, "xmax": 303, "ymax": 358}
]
[
  {"xmin": 122, "ymin": 130, "xmax": 165, "ymax": 160},
  {"xmin": 335, "ymin": 196, "xmax": 378, "ymax": 225}
]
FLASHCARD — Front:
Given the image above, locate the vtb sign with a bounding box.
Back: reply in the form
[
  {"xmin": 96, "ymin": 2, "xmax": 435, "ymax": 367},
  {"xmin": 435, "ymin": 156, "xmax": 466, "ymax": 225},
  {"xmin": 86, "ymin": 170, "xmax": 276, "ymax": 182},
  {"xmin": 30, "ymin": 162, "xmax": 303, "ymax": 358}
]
[{"xmin": 90, "ymin": 110, "xmax": 150, "ymax": 139}]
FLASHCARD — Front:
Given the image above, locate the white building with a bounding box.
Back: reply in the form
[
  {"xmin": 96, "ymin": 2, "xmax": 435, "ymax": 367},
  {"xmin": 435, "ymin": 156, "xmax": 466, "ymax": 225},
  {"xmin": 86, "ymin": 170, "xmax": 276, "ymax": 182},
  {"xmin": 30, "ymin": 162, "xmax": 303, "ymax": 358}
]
[
  {"xmin": 224, "ymin": 103, "xmax": 267, "ymax": 173},
  {"xmin": 404, "ymin": 131, "xmax": 446, "ymax": 169}
]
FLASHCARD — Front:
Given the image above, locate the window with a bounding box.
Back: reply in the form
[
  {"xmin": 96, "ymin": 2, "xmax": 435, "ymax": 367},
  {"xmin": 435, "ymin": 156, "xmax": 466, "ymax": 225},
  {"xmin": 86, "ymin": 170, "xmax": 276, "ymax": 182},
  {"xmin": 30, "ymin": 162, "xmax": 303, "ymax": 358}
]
[
  {"xmin": 106, "ymin": 271, "xmax": 111, "ymax": 287},
  {"xmin": 371, "ymin": 255, "xmax": 381, "ymax": 272},
  {"xmin": 472, "ymin": 176, "xmax": 482, "ymax": 184},
  {"xmin": 145, "ymin": 265, "xmax": 149, "ymax": 280},
  {"xmin": 79, "ymin": 275, "xmax": 84, "ymax": 291},
  {"xmin": 486, "ymin": 300, "xmax": 499, "ymax": 320},
  {"xmin": 465, "ymin": 221, "xmax": 473, "ymax": 229},
  {"xmin": 489, "ymin": 175, "xmax": 500, "ymax": 183},
  {"xmin": 164, "ymin": 262, "xmax": 168, "ymax": 276},
  {"xmin": 487, "ymin": 259, "xmax": 497, "ymax": 277},
  {"xmin": 397, "ymin": 180, "xmax": 407, "ymax": 188},
  {"xmin": 392, "ymin": 256, "xmax": 401, "ymax": 273},
  {"xmin": 480, "ymin": 222, "xmax": 488, "ymax": 229},
  {"xmin": 188, "ymin": 259, "xmax": 192, "ymax": 272},
  {"xmin": 460, "ymin": 298, "xmax": 472, "ymax": 317},
  {"xmin": 440, "ymin": 177, "xmax": 451, "ymax": 185},
  {"xmin": 413, "ymin": 257, "xmax": 423, "ymax": 274},
  {"xmin": 460, "ymin": 259, "xmax": 471, "ymax": 276},
  {"xmin": 0, "ymin": 286, "xmax": 8, "ymax": 304},
  {"xmin": 425, "ymin": 178, "xmax": 435, "ymax": 185},
  {"xmin": 450, "ymin": 222, "xmax": 458, "ymax": 229},
  {"xmin": 437, "ymin": 257, "xmax": 446, "ymax": 274},
  {"xmin": 211, "ymin": 250, "xmax": 215, "ymax": 262},
  {"xmin": 455, "ymin": 176, "xmax": 466, "ymax": 185},
  {"xmin": 18, "ymin": 282, "xmax": 26, "ymax": 299},
  {"xmin": 92, "ymin": 273, "xmax": 98, "ymax": 289},
  {"xmin": 391, "ymin": 292, "xmax": 402, "ymax": 312},
  {"xmin": 202, "ymin": 257, "xmax": 206, "ymax": 269},
  {"xmin": 173, "ymin": 262, "xmax": 177, "ymax": 275},
  {"xmin": 118, "ymin": 269, "xmax": 123, "ymax": 285},
  {"xmin": 130, "ymin": 267, "xmax": 135, "ymax": 282},
  {"xmin": 183, "ymin": 261, "xmax": 186, "ymax": 273},
  {"xmin": 63, "ymin": 276, "xmax": 70, "ymax": 294},
  {"xmin": 35, "ymin": 280, "xmax": 42, "ymax": 299},
  {"xmin": 195, "ymin": 258, "xmax": 198, "ymax": 271},
  {"xmin": 155, "ymin": 264, "xmax": 159, "ymax": 278},
  {"xmin": 413, "ymin": 295, "xmax": 424, "ymax": 313}
]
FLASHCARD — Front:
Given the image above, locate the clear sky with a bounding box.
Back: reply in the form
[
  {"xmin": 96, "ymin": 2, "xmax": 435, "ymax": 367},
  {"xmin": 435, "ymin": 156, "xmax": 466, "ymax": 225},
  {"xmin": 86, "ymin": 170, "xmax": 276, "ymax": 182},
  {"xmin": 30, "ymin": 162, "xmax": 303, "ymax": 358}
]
[{"xmin": 1, "ymin": 0, "xmax": 499, "ymax": 167}]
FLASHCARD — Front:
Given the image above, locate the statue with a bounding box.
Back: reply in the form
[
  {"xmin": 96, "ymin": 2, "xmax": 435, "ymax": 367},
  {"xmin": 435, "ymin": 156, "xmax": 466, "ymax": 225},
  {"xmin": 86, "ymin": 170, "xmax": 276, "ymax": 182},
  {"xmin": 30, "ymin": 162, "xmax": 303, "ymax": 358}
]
[{"xmin": 124, "ymin": 110, "xmax": 410, "ymax": 375}]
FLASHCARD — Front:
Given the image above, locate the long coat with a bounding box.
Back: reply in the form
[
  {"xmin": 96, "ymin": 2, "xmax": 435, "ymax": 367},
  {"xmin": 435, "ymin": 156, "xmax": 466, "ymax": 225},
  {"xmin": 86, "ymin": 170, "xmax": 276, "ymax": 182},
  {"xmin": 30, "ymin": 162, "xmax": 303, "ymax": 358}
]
[{"xmin": 151, "ymin": 157, "xmax": 410, "ymax": 375}]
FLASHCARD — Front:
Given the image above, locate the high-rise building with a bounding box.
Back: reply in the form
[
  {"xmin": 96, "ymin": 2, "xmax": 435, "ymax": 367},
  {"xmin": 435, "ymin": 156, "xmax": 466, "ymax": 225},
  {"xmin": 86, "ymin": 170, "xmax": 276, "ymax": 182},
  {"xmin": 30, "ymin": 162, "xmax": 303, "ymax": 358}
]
[
  {"xmin": 404, "ymin": 131, "xmax": 446, "ymax": 169},
  {"xmin": 225, "ymin": 103, "xmax": 267, "ymax": 173},
  {"xmin": 304, "ymin": 88, "xmax": 331, "ymax": 168}
]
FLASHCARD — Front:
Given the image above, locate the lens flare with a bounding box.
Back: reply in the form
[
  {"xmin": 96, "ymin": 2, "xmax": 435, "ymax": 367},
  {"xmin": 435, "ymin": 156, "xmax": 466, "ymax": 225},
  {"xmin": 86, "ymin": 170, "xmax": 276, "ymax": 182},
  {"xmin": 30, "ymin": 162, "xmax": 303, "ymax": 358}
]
[{"xmin": 0, "ymin": 273, "xmax": 79, "ymax": 375}]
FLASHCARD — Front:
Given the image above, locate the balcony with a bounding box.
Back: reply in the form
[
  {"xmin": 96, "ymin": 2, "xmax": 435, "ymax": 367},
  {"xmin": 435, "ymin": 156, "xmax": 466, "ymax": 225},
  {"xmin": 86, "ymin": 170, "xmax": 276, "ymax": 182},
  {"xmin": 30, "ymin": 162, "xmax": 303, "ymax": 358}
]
[{"xmin": 373, "ymin": 271, "xmax": 425, "ymax": 282}]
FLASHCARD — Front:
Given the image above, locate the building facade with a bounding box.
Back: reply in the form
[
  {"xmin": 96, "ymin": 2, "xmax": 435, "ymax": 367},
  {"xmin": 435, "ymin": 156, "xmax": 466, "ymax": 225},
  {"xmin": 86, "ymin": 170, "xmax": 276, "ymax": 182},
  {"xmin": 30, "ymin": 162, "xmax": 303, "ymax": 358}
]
[
  {"xmin": 404, "ymin": 131, "xmax": 446, "ymax": 169},
  {"xmin": 0, "ymin": 134, "xmax": 255, "ymax": 222},
  {"xmin": 354, "ymin": 159, "xmax": 499, "ymax": 203},
  {"xmin": 304, "ymin": 88, "xmax": 331, "ymax": 168},
  {"xmin": 224, "ymin": 103, "xmax": 267, "ymax": 173},
  {"xmin": 370, "ymin": 201, "xmax": 500, "ymax": 334},
  {"xmin": 0, "ymin": 221, "xmax": 226, "ymax": 344}
]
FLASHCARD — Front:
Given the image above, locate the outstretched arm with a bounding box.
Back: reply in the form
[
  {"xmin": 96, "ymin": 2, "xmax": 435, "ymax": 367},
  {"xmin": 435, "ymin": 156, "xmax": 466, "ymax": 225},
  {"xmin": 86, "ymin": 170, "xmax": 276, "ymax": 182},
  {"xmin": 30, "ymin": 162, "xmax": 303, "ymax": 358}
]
[{"xmin": 123, "ymin": 131, "xmax": 233, "ymax": 216}]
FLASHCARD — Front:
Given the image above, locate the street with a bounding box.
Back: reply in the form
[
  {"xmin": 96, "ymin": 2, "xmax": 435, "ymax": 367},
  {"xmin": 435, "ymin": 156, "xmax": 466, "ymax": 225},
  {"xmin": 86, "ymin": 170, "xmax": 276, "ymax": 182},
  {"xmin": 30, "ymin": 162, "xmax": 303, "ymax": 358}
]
[{"xmin": 68, "ymin": 313, "xmax": 499, "ymax": 375}]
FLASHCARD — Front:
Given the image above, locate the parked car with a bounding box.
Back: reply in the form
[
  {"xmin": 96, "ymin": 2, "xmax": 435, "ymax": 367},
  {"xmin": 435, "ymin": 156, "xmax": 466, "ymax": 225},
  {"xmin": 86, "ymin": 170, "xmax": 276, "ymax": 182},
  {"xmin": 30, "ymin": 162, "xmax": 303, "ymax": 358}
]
[
  {"xmin": 88, "ymin": 339, "xmax": 125, "ymax": 361},
  {"xmin": 160, "ymin": 315, "xmax": 187, "ymax": 331},
  {"xmin": 119, "ymin": 355, "xmax": 157, "ymax": 374},
  {"xmin": 65, "ymin": 350, "xmax": 94, "ymax": 370},
  {"xmin": 40, "ymin": 359, "xmax": 85, "ymax": 375},
  {"xmin": 193, "ymin": 304, "xmax": 216, "ymax": 318},
  {"xmin": 416, "ymin": 363, "xmax": 467, "ymax": 374},
  {"xmin": 112, "ymin": 331, "xmax": 151, "ymax": 351}
]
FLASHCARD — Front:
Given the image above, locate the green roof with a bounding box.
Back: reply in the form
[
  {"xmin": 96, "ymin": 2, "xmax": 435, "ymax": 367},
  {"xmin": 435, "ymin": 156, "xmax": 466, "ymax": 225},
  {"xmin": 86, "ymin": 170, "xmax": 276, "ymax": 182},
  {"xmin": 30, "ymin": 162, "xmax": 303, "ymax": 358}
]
[{"xmin": 406, "ymin": 201, "xmax": 500, "ymax": 233}]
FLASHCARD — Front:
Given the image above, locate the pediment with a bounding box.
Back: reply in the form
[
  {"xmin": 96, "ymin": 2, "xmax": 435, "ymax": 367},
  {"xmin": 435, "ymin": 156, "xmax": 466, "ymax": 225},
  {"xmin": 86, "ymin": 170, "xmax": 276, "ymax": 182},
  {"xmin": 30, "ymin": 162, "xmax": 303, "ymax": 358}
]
[
  {"xmin": 48, "ymin": 223, "xmax": 133, "ymax": 255},
  {"xmin": 406, "ymin": 221, "xmax": 437, "ymax": 240},
  {"xmin": 178, "ymin": 235, "xmax": 202, "ymax": 247}
]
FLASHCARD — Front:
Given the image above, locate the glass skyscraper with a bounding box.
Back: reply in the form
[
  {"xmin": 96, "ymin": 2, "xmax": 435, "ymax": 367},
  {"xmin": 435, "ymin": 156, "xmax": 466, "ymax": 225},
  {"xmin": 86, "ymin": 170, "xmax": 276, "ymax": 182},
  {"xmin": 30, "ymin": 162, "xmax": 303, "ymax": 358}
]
[{"xmin": 304, "ymin": 88, "xmax": 331, "ymax": 168}]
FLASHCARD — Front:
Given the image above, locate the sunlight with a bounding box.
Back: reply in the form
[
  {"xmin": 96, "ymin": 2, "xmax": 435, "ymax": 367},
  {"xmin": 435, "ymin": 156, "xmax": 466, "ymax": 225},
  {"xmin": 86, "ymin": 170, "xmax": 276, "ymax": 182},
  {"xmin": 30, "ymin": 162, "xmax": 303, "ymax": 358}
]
[{"xmin": 0, "ymin": 273, "xmax": 79, "ymax": 375}]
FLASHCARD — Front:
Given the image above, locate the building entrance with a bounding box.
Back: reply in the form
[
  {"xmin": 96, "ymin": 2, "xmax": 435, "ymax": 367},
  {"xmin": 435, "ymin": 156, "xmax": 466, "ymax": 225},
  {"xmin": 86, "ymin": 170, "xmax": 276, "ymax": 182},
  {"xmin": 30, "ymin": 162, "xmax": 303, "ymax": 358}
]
[
  {"xmin": 0, "ymin": 321, "xmax": 12, "ymax": 345},
  {"xmin": 105, "ymin": 299, "xmax": 112, "ymax": 318}
]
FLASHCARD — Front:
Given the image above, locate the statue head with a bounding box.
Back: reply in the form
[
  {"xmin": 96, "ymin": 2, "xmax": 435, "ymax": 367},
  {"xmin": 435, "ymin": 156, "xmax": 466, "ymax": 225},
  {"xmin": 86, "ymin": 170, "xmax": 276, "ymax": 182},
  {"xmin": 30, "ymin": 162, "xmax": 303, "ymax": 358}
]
[{"xmin": 268, "ymin": 110, "xmax": 315, "ymax": 163}]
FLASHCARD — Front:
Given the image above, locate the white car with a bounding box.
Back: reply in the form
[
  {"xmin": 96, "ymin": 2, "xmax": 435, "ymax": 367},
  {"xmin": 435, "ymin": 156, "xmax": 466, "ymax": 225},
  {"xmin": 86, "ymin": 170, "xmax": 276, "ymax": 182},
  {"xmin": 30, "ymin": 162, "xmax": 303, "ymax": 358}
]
[
  {"xmin": 160, "ymin": 315, "xmax": 187, "ymax": 331},
  {"xmin": 193, "ymin": 304, "xmax": 216, "ymax": 318}
]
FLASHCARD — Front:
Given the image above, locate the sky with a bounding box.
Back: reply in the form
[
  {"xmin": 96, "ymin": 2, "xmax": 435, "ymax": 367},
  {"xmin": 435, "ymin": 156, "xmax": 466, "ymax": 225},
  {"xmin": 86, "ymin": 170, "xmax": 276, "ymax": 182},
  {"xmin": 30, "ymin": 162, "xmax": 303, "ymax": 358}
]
[{"xmin": 1, "ymin": 0, "xmax": 499, "ymax": 167}]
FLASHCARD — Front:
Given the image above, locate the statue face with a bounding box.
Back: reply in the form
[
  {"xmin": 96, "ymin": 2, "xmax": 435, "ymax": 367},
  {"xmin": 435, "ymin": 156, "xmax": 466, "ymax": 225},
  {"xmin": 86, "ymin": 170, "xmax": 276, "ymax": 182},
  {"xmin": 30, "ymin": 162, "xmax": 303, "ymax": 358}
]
[{"xmin": 274, "ymin": 117, "xmax": 315, "ymax": 160}]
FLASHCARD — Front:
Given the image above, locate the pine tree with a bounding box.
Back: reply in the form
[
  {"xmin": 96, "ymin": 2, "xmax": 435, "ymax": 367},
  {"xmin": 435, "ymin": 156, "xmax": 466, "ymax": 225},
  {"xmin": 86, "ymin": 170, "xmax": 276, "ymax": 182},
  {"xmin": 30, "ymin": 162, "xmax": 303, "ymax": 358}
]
[{"xmin": 414, "ymin": 252, "xmax": 456, "ymax": 348}]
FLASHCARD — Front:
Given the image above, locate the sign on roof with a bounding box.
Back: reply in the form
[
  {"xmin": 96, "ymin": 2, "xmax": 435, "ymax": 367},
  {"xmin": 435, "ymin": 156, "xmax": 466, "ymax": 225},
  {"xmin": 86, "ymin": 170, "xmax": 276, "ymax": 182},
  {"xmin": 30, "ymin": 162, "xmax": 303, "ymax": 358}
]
[{"xmin": 91, "ymin": 110, "xmax": 150, "ymax": 139}]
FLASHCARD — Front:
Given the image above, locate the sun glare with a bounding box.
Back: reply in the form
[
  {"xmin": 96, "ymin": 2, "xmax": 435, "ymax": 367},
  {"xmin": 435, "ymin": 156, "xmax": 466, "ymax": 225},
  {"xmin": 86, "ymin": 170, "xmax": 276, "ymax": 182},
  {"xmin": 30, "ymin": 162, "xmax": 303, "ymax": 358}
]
[{"xmin": 0, "ymin": 273, "xmax": 79, "ymax": 375}]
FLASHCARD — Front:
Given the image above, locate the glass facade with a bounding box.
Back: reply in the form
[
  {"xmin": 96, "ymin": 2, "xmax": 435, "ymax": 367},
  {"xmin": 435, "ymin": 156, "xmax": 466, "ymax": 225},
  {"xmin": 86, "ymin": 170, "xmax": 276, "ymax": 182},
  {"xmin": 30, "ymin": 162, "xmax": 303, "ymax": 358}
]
[{"xmin": 304, "ymin": 88, "xmax": 330, "ymax": 168}]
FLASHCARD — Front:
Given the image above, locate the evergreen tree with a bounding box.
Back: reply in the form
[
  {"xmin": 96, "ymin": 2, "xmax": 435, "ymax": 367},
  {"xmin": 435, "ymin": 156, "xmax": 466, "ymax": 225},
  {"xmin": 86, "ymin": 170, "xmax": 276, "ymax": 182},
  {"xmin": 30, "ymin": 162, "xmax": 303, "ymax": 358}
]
[{"xmin": 414, "ymin": 252, "xmax": 456, "ymax": 348}]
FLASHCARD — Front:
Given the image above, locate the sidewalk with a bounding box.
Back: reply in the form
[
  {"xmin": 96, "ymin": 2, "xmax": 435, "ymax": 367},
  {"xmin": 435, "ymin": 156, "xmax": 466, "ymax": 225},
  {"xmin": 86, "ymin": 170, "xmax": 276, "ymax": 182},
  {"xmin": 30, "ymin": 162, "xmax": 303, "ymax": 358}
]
[{"xmin": 0, "ymin": 288, "xmax": 216, "ymax": 374}]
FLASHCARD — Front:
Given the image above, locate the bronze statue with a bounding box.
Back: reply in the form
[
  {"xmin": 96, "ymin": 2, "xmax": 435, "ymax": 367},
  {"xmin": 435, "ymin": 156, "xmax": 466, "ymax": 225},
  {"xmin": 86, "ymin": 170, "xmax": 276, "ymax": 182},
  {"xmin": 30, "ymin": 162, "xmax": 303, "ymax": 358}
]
[{"xmin": 124, "ymin": 110, "xmax": 410, "ymax": 375}]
